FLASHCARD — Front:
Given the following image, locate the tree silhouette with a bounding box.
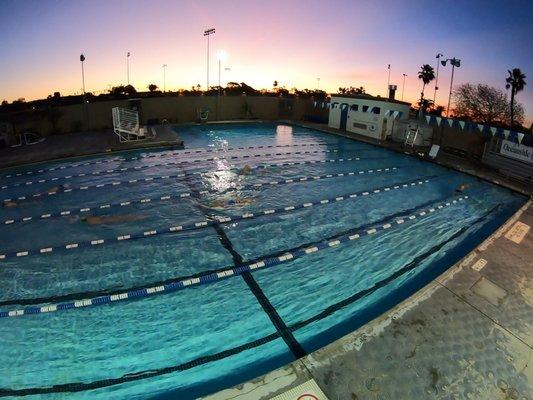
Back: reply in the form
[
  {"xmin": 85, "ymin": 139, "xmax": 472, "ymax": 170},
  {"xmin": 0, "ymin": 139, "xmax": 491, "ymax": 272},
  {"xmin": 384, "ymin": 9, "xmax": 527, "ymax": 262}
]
[
  {"xmin": 454, "ymin": 83, "xmax": 524, "ymax": 126},
  {"xmin": 338, "ymin": 86, "xmax": 366, "ymax": 95},
  {"xmin": 148, "ymin": 84, "xmax": 158, "ymax": 92},
  {"xmin": 418, "ymin": 64, "xmax": 435, "ymax": 103},
  {"xmin": 505, "ymin": 68, "xmax": 526, "ymax": 128},
  {"xmin": 109, "ymin": 85, "xmax": 137, "ymax": 97}
]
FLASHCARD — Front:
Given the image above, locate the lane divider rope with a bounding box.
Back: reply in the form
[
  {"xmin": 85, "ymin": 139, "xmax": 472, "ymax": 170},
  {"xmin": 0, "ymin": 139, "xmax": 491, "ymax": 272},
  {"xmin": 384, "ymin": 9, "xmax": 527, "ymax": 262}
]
[
  {"xmin": 0, "ymin": 193, "xmax": 468, "ymax": 318},
  {"xmin": 1, "ymin": 164, "xmax": 398, "ymax": 226},
  {"xmin": 0, "ymin": 157, "xmax": 374, "ymax": 225},
  {"xmin": 0, "ymin": 174, "xmax": 440, "ymax": 306},
  {"xmin": 0, "ymin": 146, "xmax": 354, "ymax": 190},
  {"xmin": 0, "ymin": 142, "xmax": 358, "ymax": 181},
  {"xmin": 0, "ymin": 200, "xmax": 490, "ymax": 397},
  {"xmin": 0, "ymin": 171, "xmax": 420, "ymax": 259},
  {"xmin": 0, "ymin": 149, "xmax": 332, "ymax": 202},
  {"xmin": 0, "ymin": 152, "xmax": 384, "ymax": 204},
  {"xmin": 1, "ymin": 156, "xmax": 372, "ymax": 224}
]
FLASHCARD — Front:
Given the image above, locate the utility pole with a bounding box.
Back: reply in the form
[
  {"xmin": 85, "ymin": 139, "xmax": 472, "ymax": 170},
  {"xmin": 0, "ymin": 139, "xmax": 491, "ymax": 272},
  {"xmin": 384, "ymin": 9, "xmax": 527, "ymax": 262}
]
[
  {"xmin": 387, "ymin": 64, "xmax": 391, "ymax": 96},
  {"xmin": 401, "ymin": 73, "xmax": 407, "ymax": 101},
  {"xmin": 162, "ymin": 64, "xmax": 167, "ymax": 92},
  {"xmin": 126, "ymin": 52, "xmax": 131, "ymax": 85}
]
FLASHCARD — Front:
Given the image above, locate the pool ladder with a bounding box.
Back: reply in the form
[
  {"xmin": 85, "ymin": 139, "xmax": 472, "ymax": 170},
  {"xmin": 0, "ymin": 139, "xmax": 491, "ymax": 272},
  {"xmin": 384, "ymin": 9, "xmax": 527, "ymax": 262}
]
[{"xmin": 404, "ymin": 128, "xmax": 419, "ymax": 148}]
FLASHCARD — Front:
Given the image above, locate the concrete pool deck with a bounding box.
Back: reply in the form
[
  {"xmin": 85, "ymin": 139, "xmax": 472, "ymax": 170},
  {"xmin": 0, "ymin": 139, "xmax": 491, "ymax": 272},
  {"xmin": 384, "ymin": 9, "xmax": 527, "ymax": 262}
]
[
  {"xmin": 203, "ymin": 200, "xmax": 532, "ymax": 400},
  {"xmin": 0, "ymin": 125, "xmax": 182, "ymax": 170}
]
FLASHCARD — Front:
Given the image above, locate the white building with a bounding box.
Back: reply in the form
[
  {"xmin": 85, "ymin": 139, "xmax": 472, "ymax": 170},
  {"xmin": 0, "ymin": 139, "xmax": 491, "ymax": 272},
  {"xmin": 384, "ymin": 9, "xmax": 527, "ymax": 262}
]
[{"xmin": 328, "ymin": 93, "xmax": 411, "ymax": 141}]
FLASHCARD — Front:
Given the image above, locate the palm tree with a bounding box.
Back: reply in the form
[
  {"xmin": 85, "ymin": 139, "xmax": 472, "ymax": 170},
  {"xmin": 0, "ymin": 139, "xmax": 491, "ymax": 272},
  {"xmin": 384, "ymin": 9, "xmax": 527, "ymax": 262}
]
[
  {"xmin": 505, "ymin": 68, "xmax": 526, "ymax": 128},
  {"xmin": 418, "ymin": 64, "xmax": 435, "ymax": 103}
]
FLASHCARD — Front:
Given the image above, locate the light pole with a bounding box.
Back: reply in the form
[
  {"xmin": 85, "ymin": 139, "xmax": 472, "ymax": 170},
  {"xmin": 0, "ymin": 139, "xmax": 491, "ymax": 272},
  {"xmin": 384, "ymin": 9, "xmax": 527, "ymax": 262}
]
[
  {"xmin": 217, "ymin": 50, "xmax": 227, "ymax": 120},
  {"xmin": 387, "ymin": 64, "xmax": 391, "ymax": 96},
  {"xmin": 401, "ymin": 73, "xmax": 407, "ymax": 101},
  {"xmin": 80, "ymin": 54, "xmax": 86, "ymax": 94},
  {"xmin": 162, "ymin": 64, "xmax": 167, "ymax": 92},
  {"xmin": 441, "ymin": 57, "xmax": 461, "ymax": 117},
  {"xmin": 317, "ymin": 77, "xmax": 320, "ymax": 90},
  {"xmin": 204, "ymin": 28, "xmax": 215, "ymax": 91},
  {"xmin": 80, "ymin": 54, "xmax": 88, "ymax": 128},
  {"xmin": 433, "ymin": 53, "xmax": 443, "ymax": 105},
  {"xmin": 126, "ymin": 52, "xmax": 131, "ymax": 85}
]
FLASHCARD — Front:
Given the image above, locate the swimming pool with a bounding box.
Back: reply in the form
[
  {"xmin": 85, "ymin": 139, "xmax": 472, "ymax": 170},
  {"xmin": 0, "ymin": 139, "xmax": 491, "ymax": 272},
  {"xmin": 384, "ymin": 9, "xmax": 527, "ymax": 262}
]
[{"xmin": 0, "ymin": 122, "xmax": 526, "ymax": 399}]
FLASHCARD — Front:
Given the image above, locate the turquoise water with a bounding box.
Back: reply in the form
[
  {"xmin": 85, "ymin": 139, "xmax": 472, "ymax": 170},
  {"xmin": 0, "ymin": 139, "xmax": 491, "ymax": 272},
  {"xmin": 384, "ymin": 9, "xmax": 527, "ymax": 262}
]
[{"xmin": 0, "ymin": 122, "xmax": 526, "ymax": 399}]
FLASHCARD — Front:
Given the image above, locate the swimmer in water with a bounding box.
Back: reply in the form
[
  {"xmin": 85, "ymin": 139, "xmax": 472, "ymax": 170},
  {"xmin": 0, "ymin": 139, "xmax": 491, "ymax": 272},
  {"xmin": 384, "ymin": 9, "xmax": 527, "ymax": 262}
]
[
  {"xmin": 73, "ymin": 214, "xmax": 146, "ymax": 226},
  {"xmin": 209, "ymin": 196, "xmax": 253, "ymax": 209},
  {"xmin": 2, "ymin": 201, "xmax": 17, "ymax": 208},
  {"xmin": 230, "ymin": 197, "xmax": 253, "ymax": 206},
  {"xmin": 47, "ymin": 186, "xmax": 60, "ymax": 194},
  {"xmin": 238, "ymin": 165, "xmax": 253, "ymax": 175},
  {"xmin": 45, "ymin": 184, "xmax": 70, "ymax": 194},
  {"xmin": 0, "ymin": 185, "xmax": 67, "ymax": 209},
  {"xmin": 455, "ymin": 183, "xmax": 471, "ymax": 193}
]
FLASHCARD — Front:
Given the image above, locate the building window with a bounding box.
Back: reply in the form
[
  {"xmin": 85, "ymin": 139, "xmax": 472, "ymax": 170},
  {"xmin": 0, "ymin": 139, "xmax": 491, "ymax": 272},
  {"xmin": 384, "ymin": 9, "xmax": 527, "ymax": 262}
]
[
  {"xmin": 362, "ymin": 105, "xmax": 369, "ymax": 112},
  {"xmin": 372, "ymin": 107, "xmax": 381, "ymax": 114},
  {"xmin": 350, "ymin": 104, "xmax": 358, "ymax": 111},
  {"xmin": 353, "ymin": 122, "xmax": 367, "ymax": 130}
]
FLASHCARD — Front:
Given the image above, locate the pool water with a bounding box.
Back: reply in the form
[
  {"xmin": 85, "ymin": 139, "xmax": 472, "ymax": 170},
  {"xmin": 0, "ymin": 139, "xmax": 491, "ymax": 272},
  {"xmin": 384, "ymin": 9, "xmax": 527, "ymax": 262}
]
[{"xmin": 0, "ymin": 122, "xmax": 526, "ymax": 399}]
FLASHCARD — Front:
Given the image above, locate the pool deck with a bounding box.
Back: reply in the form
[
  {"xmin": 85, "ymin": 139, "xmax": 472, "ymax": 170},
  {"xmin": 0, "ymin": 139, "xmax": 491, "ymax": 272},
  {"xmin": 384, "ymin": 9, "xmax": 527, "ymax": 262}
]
[
  {"xmin": 204, "ymin": 199, "xmax": 532, "ymax": 400},
  {"xmin": 0, "ymin": 125, "xmax": 182, "ymax": 170}
]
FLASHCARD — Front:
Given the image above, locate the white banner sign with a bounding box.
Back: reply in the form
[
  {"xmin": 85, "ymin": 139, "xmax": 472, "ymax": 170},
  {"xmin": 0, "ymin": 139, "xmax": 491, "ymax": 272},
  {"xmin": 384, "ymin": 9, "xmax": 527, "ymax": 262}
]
[{"xmin": 500, "ymin": 139, "xmax": 533, "ymax": 164}]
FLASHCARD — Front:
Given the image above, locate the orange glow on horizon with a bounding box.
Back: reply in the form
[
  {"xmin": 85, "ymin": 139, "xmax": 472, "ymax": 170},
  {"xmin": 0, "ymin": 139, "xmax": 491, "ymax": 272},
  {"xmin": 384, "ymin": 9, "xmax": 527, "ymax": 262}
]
[{"xmin": 1, "ymin": 0, "xmax": 530, "ymax": 125}]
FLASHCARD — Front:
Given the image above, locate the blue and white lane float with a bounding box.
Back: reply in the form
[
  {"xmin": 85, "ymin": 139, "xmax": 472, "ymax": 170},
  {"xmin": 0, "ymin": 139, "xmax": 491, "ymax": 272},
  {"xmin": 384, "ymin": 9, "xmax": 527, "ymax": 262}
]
[
  {"xmin": 0, "ymin": 157, "xmax": 370, "ymax": 225},
  {"xmin": 1, "ymin": 157, "xmax": 395, "ymax": 204},
  {"xmin": 0, "ymin": 194, "xmax": 467, "ymax": 318},
  {"xmin": 0, "ymin": 142, "xmax": 346, "ymax": 181},
  {"xmin": 1, "ymin": 166, "xmax": 399, "ymax": 226},
  {"xmin": 0, "ymin": 147, "xmax": 375, "ymax": 191},
  {"xmin": 0, "ymin": 173, "xmax": 426, "ymax": 261}
]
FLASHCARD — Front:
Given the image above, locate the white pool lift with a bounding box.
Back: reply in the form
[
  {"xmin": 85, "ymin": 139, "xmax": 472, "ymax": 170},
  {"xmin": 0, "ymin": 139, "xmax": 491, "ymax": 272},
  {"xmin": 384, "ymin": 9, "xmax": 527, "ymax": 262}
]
[{"xmin": 112, "ymin": 107, "xmax": 152, "ymax": 142}]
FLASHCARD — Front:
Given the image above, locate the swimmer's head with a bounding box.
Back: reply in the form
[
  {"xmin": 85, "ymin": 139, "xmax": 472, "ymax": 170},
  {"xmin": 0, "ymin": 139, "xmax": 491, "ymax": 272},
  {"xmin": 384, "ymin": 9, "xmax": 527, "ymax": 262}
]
[
  {"xmin": 2, "ymin": 201, "xmax": 17, "ymax": 208},
  {"xmin": 239, "ymin": 165, "xmax": 252, "ymax": 175}
]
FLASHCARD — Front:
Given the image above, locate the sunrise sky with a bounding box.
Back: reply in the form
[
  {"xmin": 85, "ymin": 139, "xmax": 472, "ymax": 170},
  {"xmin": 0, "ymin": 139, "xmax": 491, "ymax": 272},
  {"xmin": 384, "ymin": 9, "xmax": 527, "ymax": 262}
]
[{"xmin": 1, "ymin": 0, "xmax": 532, "ymax": 124}]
